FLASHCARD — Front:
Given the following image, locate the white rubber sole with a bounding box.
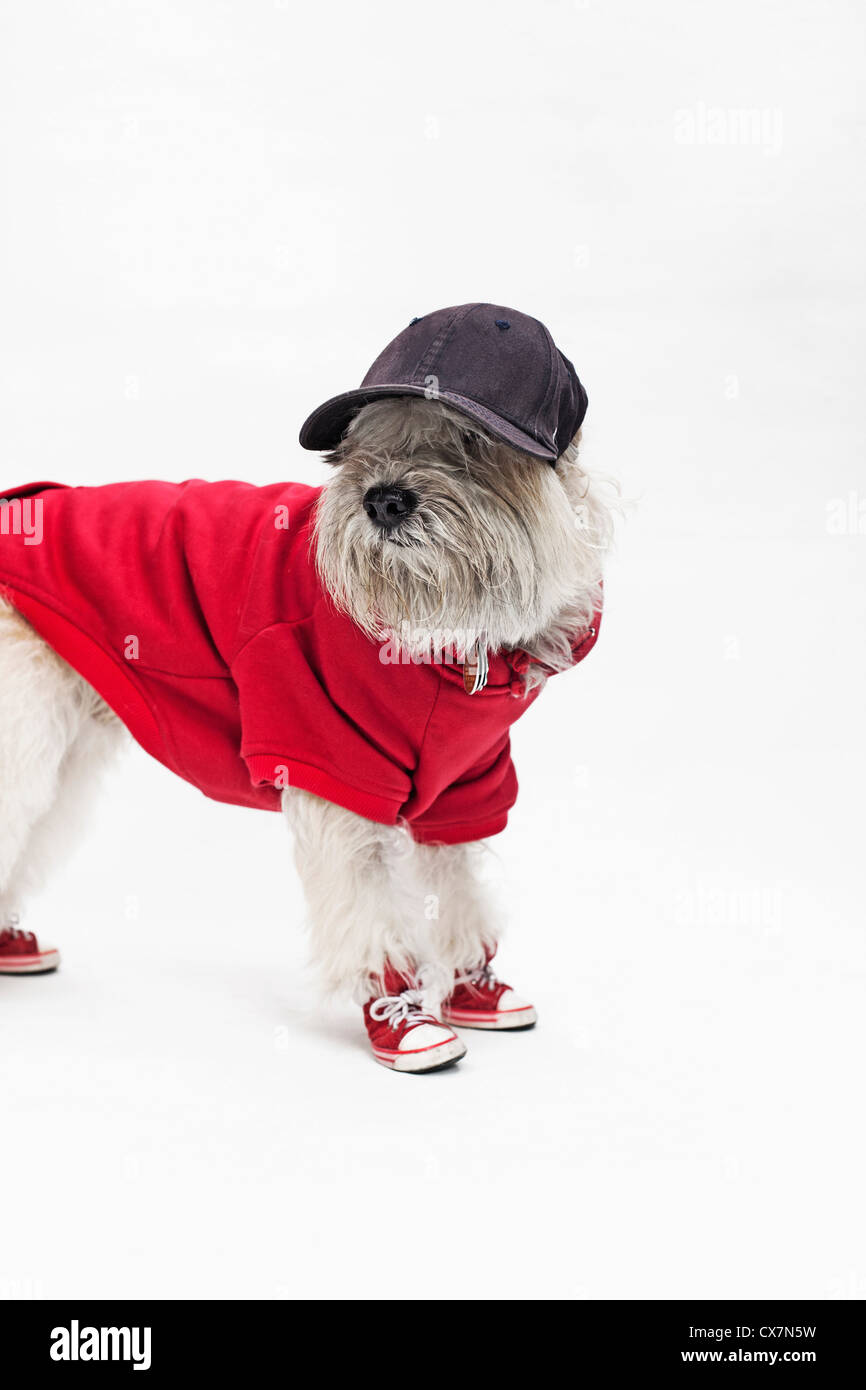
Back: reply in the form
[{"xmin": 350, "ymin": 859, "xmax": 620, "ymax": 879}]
[
  {"xmin": 0, "ymin": 949, "xmax": 60, "ymax": 975},
  {"xmin": 441, "ymin": 1004, "xmax": 537, "ymax": 1031},
  {"xmin": 373, "ymin": 1034, "xmax": 467, "ymax": 1073}
]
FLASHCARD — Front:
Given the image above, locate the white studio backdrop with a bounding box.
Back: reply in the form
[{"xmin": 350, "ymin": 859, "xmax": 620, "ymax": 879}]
[{"xmin": 1, "ymin": 0, "xmax": 864, "ymax": 1299}]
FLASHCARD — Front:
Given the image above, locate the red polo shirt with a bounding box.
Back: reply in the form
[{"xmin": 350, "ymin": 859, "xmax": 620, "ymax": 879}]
[{"xmin": 0, "ymin": 479, "xmax": 600, "ymax": 844}]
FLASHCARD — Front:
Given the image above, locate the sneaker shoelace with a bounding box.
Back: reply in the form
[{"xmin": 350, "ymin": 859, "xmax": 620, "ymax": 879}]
[
  {"xmin": 454, "ymin": 962, "xmax": 500, "ymax": 994},
  {"xmin": 369, "ymin": 988, "xmax": 438, "ymax": 1033}
]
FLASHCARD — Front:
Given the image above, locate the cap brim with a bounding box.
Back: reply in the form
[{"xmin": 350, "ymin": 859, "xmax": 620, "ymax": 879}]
[{"xmin": 298, "ymin": 384, "xmax": 559, "ymax": 461}]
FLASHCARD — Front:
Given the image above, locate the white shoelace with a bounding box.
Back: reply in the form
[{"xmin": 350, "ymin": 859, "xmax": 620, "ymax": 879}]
[
  {"xmin": 369, "ymin": 989, "xmax": 438, "ymax": 1031},
  {"xmin": 454, "ymin": 962, "xmax": 499, "ymax": 992}
]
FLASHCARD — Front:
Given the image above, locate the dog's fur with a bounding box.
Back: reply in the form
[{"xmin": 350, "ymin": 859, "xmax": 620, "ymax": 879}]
[{"xmin": 0, "ymin": 398, "xmax": 614, "ymax": 1007}]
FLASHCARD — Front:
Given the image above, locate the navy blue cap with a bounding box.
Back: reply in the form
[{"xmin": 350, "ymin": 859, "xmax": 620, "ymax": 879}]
[{"xmin": 299, "ymin": 303, "xmax": 588, "ymax": 463}]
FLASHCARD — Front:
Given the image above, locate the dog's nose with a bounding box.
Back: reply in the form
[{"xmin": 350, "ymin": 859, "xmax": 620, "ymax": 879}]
[{"xmin": 362, "ymin": 485, "xmax": 418, "ymax": 530}]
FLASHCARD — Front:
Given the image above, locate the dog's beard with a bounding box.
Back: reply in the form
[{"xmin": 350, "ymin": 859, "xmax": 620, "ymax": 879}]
[
  {"xmin": 316, "ymin": 466, "xmax": 589, "ymax": 655},
  {"xmin": 313, "ymin": 399, "xmax": 610, "ymax": 659}
]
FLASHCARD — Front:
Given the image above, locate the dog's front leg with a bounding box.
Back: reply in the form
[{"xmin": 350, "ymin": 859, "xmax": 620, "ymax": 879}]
[
  {"xmin": 282, "ymin": 787, "xmax": 429, "ymax": 1001},
  {"xmin": 283, "ymin": 788, "xmax": 498, "ymax": 1002},
  {"xmin": 411, "ymin": 841, "xmax": 537, "ymax": 1031},
  {"xmin": 407, "ymin": 841, "xmax": 500, "ymax": 1002},
  {"xmin": 283, "ymin": 788, "xmax": 480, "ymax": 1071},
  {"xmin": 283, "ymin": 789, "xmax": 527, "ymax": 1063}
]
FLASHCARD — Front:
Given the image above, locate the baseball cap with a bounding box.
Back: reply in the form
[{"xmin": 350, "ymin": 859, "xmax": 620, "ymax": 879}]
[{"xmin": 298, "ymin": 302, "xmax": 588, "ymax": 463}]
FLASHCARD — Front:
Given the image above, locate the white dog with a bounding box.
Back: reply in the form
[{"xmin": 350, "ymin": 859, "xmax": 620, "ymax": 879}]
[{"xmin": 0, "ymin": 304, "xmax": 614, "ymax": 1072}]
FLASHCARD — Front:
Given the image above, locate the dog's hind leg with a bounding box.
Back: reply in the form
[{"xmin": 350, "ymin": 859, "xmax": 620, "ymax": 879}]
[
  {"xmin": 0, "ymin": 599, "xmax": 122, "ymax": 927},
  {"xmin": 0, "ymin": 705, "xmax": 125, "ymax": 923}
]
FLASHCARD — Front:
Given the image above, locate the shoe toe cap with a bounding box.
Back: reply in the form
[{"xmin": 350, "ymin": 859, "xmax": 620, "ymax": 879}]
[
  {"xmin": 399, "ymin": 1022, "xmax": 455, "ymax": 1052},
  {"xmin": 497, "ymin": 988, "xmax": 534, "ymax": 1014}
]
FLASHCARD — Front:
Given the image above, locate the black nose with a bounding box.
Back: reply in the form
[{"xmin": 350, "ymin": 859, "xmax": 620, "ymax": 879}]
[{"xmin": 362, "ymin": 485, "xmax": 418, "ymax": 530}]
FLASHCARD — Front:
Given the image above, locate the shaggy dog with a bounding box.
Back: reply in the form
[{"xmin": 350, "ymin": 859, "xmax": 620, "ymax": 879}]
[{"xmin": 0, "ymin": 306, "xmax": 615, "ymax": 1073}]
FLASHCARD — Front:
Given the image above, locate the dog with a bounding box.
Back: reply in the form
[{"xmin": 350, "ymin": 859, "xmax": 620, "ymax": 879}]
[{"xmin": 0, "ymin": 303, "xmax": 615, "ymax": 1072}]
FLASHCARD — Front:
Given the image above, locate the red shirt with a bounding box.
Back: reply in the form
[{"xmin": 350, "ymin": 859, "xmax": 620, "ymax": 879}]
[{"xmin": 0, "ymin": 479, "xmax": 600, "ymax": 844}]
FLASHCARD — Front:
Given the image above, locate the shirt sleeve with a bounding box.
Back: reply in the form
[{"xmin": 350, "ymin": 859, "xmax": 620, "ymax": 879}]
[
  {"xmin": 231, "ymin": 622, "xmax": 412, "ymax": 823},
  {"xmin": 406, "ymin": 733, "xmax": 518, "ymax": 845}
]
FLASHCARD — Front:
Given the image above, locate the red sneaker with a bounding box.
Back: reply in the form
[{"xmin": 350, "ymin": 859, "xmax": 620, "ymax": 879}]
[
  {"xmin": 364, "ymin": 965, "xmax": 466, "ymax": 1073},
  {"xmin": 441, "ymin": 951, "xmax": 537, "ymax": 1031},
  {"xmin": 0, "ymin": 921, "xmax": 60, "ymax": 975}
]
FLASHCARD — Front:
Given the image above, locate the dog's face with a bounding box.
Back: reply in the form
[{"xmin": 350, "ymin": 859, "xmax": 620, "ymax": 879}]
[{"xmin": 314, "ymin": 398, "xmax": 608, "ymax": 654}]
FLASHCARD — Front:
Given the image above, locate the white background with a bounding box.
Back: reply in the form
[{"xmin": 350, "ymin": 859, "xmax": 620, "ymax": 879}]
[{"xmin": 1, "ymin": 0, "xmax": 864, "ymax": 1300}]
